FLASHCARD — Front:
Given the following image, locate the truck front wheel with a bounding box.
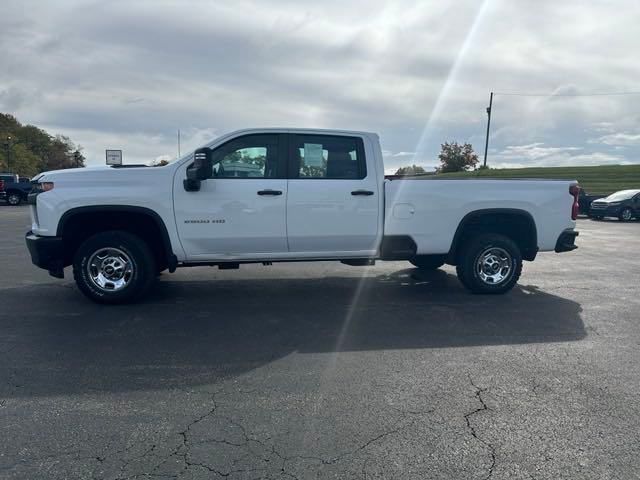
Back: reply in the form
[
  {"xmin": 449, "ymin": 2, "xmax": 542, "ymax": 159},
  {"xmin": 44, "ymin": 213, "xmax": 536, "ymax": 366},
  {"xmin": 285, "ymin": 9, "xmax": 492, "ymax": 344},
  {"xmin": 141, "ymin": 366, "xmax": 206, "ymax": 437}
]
[
  {"xmin": 456, "ymin": 234, "xmax": 522, "ymax": 294},
  {"xmin": 73, "ymin": 231, "xmax": 156, "ymax": 304}
]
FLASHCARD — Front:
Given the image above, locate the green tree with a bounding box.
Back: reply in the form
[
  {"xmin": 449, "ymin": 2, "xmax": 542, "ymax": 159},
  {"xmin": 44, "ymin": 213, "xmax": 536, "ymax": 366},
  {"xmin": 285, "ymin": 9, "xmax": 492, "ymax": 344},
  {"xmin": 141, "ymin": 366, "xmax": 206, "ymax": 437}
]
[
  {"xmin": 0, "ymin": 113, "xmax": 85, "ymax": 175},
  {"xmin": 394, "ymin": 164, "xmax": 427, "ymax": 176},
  {"xmin": 7, "ymin": 144, "xmax": 41, "ymax": 176},
  {"xmin": 437, "ymin": 142, "xmax": 478, "ymax": 173}
]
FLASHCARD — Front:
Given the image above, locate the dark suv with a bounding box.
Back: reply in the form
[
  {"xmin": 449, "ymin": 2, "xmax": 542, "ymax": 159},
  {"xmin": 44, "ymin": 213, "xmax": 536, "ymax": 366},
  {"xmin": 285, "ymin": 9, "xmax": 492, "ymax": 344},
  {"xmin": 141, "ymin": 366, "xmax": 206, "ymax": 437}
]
[{"xmin": 589, "ymin": 189, "xmax": 640, "ymax": 221}]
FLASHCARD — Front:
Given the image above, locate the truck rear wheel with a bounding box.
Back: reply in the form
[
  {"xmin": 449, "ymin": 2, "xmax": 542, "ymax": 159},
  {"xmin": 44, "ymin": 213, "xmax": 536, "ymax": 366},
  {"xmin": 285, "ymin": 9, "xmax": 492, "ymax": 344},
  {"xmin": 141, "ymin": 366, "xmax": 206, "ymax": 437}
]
[
  {"xmin": 410, "ymin": 256, "xmax": 445, "ymax": 270},
  {"xmin": 456, "ymin": 234, "xmax": 522, "ymax": 294},
  {"xmin": 73, "ymin": 231, "xmax": 156, "ymax": 304}
]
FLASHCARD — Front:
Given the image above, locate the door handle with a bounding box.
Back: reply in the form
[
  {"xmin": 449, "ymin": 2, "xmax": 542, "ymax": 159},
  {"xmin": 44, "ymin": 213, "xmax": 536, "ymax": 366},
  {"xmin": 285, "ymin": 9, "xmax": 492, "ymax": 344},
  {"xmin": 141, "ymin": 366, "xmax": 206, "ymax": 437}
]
[
  {"xmin": 351, "ymin": 190, "xmax": 374, "ymax": 196},
  {"xmin": 257, "ymin": 189, "xmax": 283, "ymax": 196}
]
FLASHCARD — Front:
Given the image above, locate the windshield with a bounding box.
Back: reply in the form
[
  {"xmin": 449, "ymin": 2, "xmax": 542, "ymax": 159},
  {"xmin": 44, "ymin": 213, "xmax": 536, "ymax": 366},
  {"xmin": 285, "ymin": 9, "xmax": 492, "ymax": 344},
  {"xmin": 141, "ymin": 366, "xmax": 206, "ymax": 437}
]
[{"xmin": 604, "ymin": 190, "xmax": 640, "ymax": 201}]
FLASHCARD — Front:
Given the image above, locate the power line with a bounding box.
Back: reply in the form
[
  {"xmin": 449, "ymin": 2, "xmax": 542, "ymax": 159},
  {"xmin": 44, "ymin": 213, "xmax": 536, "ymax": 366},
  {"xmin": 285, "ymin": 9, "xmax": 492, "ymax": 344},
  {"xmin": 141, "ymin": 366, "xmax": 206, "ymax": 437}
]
[{"xmin": 494, "ymin": 91, "xmax": 640, "ymax": 97}]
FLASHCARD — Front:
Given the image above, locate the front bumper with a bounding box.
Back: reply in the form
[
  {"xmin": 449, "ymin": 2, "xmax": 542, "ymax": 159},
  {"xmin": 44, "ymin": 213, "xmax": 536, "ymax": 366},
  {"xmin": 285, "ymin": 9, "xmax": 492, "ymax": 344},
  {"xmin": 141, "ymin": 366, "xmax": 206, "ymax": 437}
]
[
  {"xmin": 555, "ymin": 229, "xmax": 579, "ymax": 253},
  {"xmin": 25, "ymin": 231, "xmax": 65, "ymax": 278},
  {"xmin": 589, "ymin": 205, "xmax": 620, "ymax": 217}
]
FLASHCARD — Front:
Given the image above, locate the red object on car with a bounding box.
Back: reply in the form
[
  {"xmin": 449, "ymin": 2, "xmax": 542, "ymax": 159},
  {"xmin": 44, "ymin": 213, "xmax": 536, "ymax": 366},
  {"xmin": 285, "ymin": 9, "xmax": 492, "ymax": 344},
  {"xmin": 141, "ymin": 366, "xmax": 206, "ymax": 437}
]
[{"xmin": 569, "ymin": 184, "xmax": 580, "ymax": 220}]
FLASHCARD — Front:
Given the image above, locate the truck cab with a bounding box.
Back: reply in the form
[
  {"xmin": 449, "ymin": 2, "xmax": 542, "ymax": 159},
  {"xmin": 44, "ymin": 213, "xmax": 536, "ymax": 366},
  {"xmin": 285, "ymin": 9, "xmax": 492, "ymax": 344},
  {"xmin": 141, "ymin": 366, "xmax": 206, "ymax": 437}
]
[{"xmin": 174, "ymin": 130, "xmax": 383, "ymax": 261}]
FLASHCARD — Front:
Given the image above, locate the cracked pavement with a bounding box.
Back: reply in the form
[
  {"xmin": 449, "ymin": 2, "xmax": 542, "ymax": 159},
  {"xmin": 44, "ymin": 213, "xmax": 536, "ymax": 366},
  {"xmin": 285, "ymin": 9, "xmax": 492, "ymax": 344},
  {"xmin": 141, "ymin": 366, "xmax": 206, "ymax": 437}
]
[{"xmin": 1, "ymin": 206, "xmax": 640, "ymax": 479}]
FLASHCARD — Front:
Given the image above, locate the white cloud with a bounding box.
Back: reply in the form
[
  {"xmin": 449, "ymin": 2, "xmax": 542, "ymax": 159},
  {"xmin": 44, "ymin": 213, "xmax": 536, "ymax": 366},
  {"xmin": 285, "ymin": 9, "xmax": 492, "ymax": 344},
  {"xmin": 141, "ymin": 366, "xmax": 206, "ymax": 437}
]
[
  {"xmin": 492, "ymin": 143, "xmax": 625, "ymax": 168},
  {"xmin": 0, "ymin": 0, "xmax": 639, "ymax": 168},
  {"xmin": 391, "ymin": 151, "xmax": 415, "ymax": 157},
  {"xmin": 499, "ymin": 143, "xmax": 582, "ymax": 161},
  {"xmin": 595, "ymin": 132, "xmax": 640, "ymax": 146}
]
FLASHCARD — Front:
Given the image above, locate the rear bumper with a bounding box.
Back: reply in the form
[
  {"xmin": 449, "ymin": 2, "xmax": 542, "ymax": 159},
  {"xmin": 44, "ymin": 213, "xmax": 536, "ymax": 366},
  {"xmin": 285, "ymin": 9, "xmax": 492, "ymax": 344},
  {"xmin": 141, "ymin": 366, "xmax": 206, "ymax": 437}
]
[
  {"xmin": 25, "ymin": 231, "xmax": 65, "ymax": 278},
  {"xmin": 555, "ymin": 229, "xmax": 579, "ymax": 253}
]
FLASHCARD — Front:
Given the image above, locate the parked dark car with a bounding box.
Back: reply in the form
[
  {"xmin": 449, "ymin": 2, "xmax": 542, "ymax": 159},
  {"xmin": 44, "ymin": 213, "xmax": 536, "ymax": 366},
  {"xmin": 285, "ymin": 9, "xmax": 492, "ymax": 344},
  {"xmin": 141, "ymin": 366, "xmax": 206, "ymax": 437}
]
[
  {"xmin": 0, "ymin": 173, "xmax": 33, "ymax": 206},
  {"xmin": 589, "ymin": 189, "xmax": 640, "ymax": 221},
  {"xmin": 578, "ymin": 189, "xmax": 606, "ymax": 215}
]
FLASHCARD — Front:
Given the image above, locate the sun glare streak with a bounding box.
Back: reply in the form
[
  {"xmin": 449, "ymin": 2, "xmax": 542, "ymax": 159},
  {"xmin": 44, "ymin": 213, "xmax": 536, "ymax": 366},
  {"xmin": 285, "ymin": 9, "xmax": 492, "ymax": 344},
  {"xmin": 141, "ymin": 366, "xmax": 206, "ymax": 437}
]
[
  {"xmin": 300, "ymin": 266, "xmax": 373, "ymax": 451},
  {"xmin": 300, "ymin": 1, "xmax": 494, "ymax": 451},
  {"xmin": 412, "ymin": 0, "xmax": 492, "ymax": 164}
]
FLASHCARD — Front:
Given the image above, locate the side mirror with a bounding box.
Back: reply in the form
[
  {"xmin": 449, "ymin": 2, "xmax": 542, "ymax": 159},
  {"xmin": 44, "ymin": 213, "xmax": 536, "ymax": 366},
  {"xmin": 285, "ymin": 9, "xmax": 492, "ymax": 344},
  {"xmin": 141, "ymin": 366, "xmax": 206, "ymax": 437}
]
[{"xmin": 183, "ymin": 147, "xmax": 213, "ymax": 192}]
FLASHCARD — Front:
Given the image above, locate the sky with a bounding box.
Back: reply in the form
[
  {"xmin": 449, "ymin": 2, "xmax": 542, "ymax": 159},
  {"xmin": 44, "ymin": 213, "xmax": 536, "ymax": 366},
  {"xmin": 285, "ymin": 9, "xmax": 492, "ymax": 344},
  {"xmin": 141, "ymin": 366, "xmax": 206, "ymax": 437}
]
[{"xmin": 1, "ymin": 0, "xmax": 639, "ymax": 173}]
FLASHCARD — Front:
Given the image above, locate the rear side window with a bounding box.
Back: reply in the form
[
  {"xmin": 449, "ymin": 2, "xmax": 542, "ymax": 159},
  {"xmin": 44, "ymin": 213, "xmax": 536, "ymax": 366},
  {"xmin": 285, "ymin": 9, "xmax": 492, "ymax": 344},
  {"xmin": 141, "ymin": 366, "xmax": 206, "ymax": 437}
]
[{"xmin": 289, "ymin": 135, "xmax": 366, "ymax": 179}]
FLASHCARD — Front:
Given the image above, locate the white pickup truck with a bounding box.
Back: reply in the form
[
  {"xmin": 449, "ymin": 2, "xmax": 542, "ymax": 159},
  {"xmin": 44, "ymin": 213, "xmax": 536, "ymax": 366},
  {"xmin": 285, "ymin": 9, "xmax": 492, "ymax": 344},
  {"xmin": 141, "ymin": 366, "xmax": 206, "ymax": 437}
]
[{"xmin": 25, "ymin": 128, "xmax": 580, "ymax": 304}]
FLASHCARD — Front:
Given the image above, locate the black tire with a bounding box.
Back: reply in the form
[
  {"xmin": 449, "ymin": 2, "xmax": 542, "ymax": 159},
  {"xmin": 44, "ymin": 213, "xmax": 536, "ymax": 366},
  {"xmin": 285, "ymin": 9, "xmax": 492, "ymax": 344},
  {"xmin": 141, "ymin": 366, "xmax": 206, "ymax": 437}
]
[
  {"xmin": 6, "ymin": 192, "xmax": 22, "ymax": 206},
  {"xmin": 410, "ymin": 256, "xmax": 445, "ymax": 270},
  {"xmin": 591, "ymin": 216, "xmax": 603, "ymax": 221},
  {"xmin": 73, "ymin": 230, "xmax": 156, "ymax": 304},
  {"xmin": 455, "ymin": 234, "xmax": 522, "ymax": 294},
  {"xmin": 619, "ymin": 208, "xmax": 633, "ymax": 222}
]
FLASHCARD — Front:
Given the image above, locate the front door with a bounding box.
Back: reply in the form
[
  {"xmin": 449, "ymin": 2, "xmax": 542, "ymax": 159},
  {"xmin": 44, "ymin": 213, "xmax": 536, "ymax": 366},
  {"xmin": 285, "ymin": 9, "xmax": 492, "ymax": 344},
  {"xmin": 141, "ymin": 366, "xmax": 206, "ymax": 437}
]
[
  {"xmin": 286, "ymin": 133, "xmax": 380, "ymax": 256},
  {"xmin": 174, "ymin": 133, "xmax": 288, "ymax": 260}
]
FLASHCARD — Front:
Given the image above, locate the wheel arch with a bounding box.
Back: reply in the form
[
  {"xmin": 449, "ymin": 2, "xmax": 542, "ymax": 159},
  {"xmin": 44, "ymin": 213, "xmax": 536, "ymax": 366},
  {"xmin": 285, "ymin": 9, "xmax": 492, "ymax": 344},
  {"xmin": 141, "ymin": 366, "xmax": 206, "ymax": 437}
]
[
  {"xmin": 447, "ymin": 208, "xmax": 538, "ymax": 264},
  {"xmin": 57, "ymin": 205, "xmax": 178, "ymax": 272}
]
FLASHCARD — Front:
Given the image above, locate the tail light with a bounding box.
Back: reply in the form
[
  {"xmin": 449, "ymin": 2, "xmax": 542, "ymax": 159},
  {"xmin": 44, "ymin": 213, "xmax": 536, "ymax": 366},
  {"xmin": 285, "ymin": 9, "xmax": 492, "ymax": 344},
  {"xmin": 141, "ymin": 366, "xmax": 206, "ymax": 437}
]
[{"xmin": 569, "ymin": 184, "xmax": 580, "ymax": 220}]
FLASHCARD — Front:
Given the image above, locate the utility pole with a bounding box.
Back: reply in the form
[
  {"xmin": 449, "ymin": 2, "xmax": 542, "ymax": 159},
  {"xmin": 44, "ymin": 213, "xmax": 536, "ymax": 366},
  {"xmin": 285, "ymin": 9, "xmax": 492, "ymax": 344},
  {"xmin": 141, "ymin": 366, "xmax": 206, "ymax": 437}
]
[
  {"xmin": 177, "ymin": 129, "xmax": 181, "ymax": 159},
  {"xmin": 483, "ymin": 92, "xmax": 493, "ymax": 168}
]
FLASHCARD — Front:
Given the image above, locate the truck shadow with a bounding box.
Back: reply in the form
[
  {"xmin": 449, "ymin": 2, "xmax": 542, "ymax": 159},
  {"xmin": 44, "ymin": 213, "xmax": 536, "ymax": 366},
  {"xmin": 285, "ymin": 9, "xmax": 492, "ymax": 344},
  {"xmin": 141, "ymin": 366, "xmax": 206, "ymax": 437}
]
[{"xmin": 0, "ymin": 269, "xmax": 585, "ymax": 398}]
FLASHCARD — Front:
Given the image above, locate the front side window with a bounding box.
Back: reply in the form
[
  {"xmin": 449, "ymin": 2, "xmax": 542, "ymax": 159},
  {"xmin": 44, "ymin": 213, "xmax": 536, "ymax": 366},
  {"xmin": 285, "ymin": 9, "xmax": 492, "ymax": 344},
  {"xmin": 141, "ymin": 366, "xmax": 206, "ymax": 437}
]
[
  {"xmin": 210, "ymin": 134, "xmax": 280, "ymax": 178},
  {"xmin": 290, "ymin": 135, "xmax": 366, "ymax": 179}
]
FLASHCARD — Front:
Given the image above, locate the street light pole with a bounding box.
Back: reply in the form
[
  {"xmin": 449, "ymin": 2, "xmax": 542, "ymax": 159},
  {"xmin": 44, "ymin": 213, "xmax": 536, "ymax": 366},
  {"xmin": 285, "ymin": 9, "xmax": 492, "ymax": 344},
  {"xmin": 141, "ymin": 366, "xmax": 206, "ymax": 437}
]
[
  {"xmin": 483, "ymin": 92, "xmax": 493, "ymax": 168},
  {"xmin": 4, "ymin": 136, "xmax": 12, "ymax": 172}
]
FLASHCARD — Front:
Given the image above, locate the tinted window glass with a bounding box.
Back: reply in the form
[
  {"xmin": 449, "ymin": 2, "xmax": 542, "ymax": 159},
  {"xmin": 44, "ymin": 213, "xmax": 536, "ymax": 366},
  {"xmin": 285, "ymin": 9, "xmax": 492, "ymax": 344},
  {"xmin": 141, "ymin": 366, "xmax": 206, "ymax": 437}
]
[
  {"xmin": 290, "ymin": 135, "xmax": 365, "ymax": 179},
  {"xmin": 210, "ymin": 134, "xmax": 280, "ymax": 178}
]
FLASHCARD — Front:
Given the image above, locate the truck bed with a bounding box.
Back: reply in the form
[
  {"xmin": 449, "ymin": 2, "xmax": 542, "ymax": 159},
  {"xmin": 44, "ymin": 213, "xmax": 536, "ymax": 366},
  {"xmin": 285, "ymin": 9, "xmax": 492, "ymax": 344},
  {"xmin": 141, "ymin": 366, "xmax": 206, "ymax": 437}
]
[{"xmin": 384, "ymin": 178, "xmax": 577, "ymax": 254}]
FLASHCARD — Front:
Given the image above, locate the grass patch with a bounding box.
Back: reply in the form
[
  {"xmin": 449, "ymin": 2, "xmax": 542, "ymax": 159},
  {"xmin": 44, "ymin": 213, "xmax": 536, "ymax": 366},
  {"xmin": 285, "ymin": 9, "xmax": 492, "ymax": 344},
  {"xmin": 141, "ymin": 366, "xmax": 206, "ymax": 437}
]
[{"xmin": 428, "ymin": 164, "xmax": 640, "ymax": 194}]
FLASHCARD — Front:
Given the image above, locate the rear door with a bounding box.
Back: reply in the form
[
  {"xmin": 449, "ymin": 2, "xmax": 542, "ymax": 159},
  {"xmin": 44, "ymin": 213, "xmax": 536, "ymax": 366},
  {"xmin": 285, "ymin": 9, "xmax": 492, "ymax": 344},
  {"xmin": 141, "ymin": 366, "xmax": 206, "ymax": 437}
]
[{"xmin": 286, "ymin": 133, "xmax": 380, "ymax": 256}]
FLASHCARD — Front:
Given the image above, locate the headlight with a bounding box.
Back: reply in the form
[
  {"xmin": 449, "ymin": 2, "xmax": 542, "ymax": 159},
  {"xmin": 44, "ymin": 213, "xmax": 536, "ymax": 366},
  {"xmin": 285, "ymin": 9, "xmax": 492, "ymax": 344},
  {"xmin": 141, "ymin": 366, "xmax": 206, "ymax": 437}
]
[
  {"xmin": 32, "ymin": 182, "xmax": 54, "ymax": 192},
  {"xmin": 608, "ymin": 202, "xmax": 621, "ymax": 206}
]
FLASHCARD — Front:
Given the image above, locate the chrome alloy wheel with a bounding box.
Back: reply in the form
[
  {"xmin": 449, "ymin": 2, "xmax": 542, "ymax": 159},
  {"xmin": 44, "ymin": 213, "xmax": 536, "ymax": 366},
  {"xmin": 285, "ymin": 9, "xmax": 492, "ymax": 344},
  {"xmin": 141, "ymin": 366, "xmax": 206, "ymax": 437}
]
[
  {"xmin": 86, "ymin": 247, "xmax": 133, "ymax": 292},
  {"xmin": 621, "ymin": 209, "xmax": 633, "ymax": 221},
  {"xmin": 475, "ymin": 247, "xmax": 512, "ymax": 285}
]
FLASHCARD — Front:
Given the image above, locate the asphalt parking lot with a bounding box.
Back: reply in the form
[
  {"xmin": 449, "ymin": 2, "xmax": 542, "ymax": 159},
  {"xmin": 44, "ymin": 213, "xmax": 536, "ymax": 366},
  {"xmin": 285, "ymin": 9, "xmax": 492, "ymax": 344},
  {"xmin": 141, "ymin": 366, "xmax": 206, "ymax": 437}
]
[{"xmin": 1, "ymin": 205, "xmax": 639, "ymax": 480}]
